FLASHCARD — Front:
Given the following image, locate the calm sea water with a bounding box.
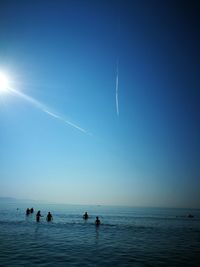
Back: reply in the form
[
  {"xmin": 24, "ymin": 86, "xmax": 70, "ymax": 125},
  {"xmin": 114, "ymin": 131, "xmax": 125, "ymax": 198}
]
[{"xmin": 0, "ymin": 200, "xmax": 200, "ymax": 267}]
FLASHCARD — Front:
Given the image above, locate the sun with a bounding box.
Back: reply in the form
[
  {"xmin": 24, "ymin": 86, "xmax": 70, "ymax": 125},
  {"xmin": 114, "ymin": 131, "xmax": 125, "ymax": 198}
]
[{"xmin": 0, "ymin": 72, "xmax": 10, "ymax": 93}]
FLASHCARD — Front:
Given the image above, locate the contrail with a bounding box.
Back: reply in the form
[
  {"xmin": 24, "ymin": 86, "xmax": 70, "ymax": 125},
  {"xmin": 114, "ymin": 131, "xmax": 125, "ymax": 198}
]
[
  {"xmin": 42, "ymin": 109, "xmax": 61, "ymax": 119},
  {"xmin": 115, "ymin": 61, "xmax": 119, "ymax": 116},
  {"xmin": 43, "ymin": 109, "xmax": 87, "ymax": 134},
  {"xmin": 7, "ymin": 87, "xmax": 89, "ymax": 134}
]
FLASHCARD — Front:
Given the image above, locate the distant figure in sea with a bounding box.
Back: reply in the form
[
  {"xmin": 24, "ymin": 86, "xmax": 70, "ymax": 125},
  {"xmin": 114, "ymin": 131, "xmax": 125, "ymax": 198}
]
[
  {"xmin": 26, "ymin": 208, "xmax": 30, "ymax": 216},
  {"xmin": 36, "ymin": 210, "xmax": 42, "ymax": 222},
  {"xmin": 83, "ymin": 212, "xmax": 89, "ymax": 220},
  {"xmin": 30, "ymin": 207, "xmax": 34, "ymax": 214},
  {"xmin": 46, "ymin": 212, "xmax": 53, "ymax": 222},
  {"xmin": 95, "ymin": 216, "xmax": 100, "ymax": 226}
]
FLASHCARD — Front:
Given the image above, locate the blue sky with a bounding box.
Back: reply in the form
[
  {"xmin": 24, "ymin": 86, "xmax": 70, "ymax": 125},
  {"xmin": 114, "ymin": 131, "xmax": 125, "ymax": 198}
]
[{"xmin": 0, "ymin": 0, "xmax": 199, "ymax": 208}]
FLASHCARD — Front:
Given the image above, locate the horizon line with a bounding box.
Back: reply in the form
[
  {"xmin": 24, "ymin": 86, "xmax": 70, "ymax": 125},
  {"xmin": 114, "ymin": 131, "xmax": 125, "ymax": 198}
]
[{"xmin": 0, "ymin": 197, "xmax": 199, "ymax": 210}]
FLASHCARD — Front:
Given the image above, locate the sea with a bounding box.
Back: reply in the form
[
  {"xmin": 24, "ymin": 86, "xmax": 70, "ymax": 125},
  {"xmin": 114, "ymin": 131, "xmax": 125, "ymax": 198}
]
[{"xmin": 0, "ymin": 199, "xmax": 200, "ymax": 267}]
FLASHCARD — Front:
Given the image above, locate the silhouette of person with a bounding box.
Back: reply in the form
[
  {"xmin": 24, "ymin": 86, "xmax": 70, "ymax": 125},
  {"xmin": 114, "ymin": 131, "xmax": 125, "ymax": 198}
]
[
  {"xmin": 95, "ymin": 216, "xmax": 100, "ymax": 226},
  {"xmin": 30, "ymin": 207, "xmax": 34, "ymax": 214},
  {"xmin": 83, "ymin": 212, "xmax": 89, "ymax": 220},
  {"xmin": 36, "ymin": 210, "xmax": 42, "ymax": 222},
  {"xmin": 46, "ymin": 212, "xmax": 53, "ymax": 222},
  {"xmin": 26, "ymin": 208, "xmax": 30, "ymax": 216}
]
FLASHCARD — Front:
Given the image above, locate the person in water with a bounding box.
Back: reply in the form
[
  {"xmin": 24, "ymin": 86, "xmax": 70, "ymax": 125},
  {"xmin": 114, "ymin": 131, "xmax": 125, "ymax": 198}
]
[
  {"xmin": 83, "ymin": 212, "xmax": 89, "ymax": 220},
  {"xmin": 46, "ymin": 212, "xmax": 53, "ymax": 222},
  {"xmin": 36, "ymin": 210, "xmax": 42, "ymax": 222},
  {"xmin": 26, "ymin": 208, "xmax": 30, "ymax": 216},
  {"xmin": 30, "ymin": 207, "xmax": 34, "ymax": 214},
  {"xmin": 95, "ymin": 216, "xmax": 100, "ymax": 226}
]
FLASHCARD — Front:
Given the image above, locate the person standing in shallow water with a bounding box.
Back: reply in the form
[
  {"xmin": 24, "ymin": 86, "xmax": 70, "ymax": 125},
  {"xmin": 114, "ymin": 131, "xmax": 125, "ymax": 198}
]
[
  {"xmin": 26, "ymin": 208, "xmax": 30, "ymax": 216},
  {"xmin": 36, "ymin": 210, "xmax": 42, "ymax": 222},
  {"xmin": 46, "ymin": 212, "xmax": 53, "ymax": 222},
  {"xmin": 95, "ymin": 216, "xmax": 100, "ymax": 226},
  {"xmin": 83, "ymin": 212, "xmax": 89, "ymax": 220},
  {"xmin": 30, "ymin": 207, "xmax": 34, "ymax": 214}
]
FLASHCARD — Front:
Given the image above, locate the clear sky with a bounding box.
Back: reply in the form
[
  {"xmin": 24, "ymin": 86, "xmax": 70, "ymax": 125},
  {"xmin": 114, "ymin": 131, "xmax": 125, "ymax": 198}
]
[{"xmin": 0, "ymin": 0, "xmax": 199, "ymax": 208}]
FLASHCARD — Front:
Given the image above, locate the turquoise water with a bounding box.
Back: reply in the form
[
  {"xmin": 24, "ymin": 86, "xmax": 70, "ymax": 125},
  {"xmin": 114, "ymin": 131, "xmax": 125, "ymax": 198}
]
[{"xmin": 0, "ymin": 200, "xmax": 200, "ymax": 266}]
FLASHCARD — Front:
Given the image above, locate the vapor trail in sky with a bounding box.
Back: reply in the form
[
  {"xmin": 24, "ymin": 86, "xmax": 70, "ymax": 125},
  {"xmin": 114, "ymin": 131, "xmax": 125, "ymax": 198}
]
[
  {"xmin": 8, "ymin": 87, "xmax": 89, "ymax": 134},
  {"xmin": 115, "ymin": 61, "xmax": 119, "ymax": 116}
]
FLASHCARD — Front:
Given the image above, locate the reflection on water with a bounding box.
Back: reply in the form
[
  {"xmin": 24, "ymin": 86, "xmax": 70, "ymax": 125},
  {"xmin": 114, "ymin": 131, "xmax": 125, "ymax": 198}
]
[{"xmin": 95, "ymin": 225, "xmax": 100, "ymax": 244}]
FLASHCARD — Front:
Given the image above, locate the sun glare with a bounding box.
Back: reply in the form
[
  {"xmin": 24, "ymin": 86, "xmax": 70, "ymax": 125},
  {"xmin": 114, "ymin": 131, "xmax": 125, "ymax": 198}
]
[{"xmin": 0, "ymin": 72, "xmax": 10, "ymax": 93}]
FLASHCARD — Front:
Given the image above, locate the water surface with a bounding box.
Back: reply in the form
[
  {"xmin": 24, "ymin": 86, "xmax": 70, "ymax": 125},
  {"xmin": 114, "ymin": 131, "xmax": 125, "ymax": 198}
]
[{"xmin": 0, "ymin": 201, "xmax": 199, "ymax": 266}]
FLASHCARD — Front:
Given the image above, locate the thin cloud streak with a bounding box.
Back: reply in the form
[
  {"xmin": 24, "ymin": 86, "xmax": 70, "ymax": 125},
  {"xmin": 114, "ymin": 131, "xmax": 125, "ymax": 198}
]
[
  {"xmin": 64, "ymin": 119, "xmax": 87, "ymax": 133},
  {"xmin": 43, "ymin": 109, "xmax": 87, "ymax": 133},
  {"xmin": 43, "ymin": 109, "xmax": 61, "ymax": 119},
  {"xmin": 115, "ymin": 61, "xmax": 119, "ymax": 116},
  {"xmin": 8, "ymin": 87, "xmax": 89, "ymax": 135},
  {"xmin": 9, "ymin": 87, "xmax": 43, "ymax": 109}
]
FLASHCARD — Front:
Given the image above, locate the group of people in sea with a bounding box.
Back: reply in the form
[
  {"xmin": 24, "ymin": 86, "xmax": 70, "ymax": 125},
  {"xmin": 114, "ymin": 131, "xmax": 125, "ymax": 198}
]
[
  {"xmin": 26, "ymin": 208, "xmax": 53, "ymax": 222},
  {"xmin": 83, "ymin": 211, "xmax": 101, "ymax": 225},
  {"xmin": 26, "ymin": 209, "xmax": 100, "ymax": 225},
  {"xmin": 35, "ymin": 210, "xmax": 53, "ymax": 222},
  {"xmin": 26, "ymin": 207, "xmax": 34, "ymax": 215}
]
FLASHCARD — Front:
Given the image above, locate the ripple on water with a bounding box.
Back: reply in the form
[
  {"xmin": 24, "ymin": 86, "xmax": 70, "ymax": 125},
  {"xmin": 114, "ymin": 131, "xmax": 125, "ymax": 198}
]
[{"xmin": 0, "ymin": 206, "xmax": 200, "ymax": 266}]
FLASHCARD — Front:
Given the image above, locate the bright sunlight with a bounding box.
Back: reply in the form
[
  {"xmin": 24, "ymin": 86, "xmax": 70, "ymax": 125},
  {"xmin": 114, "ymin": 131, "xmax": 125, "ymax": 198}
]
[{"xmin": 0, "ymin": 72, "xmax": 10, "ymax": 93}]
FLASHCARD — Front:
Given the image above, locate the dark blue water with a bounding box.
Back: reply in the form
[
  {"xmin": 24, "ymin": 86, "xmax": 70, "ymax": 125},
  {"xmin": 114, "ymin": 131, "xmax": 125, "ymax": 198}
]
[{"xmin": 0, "ymin": 201, "xmax": 200, "ymax": 266}]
